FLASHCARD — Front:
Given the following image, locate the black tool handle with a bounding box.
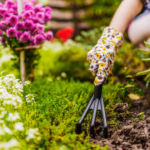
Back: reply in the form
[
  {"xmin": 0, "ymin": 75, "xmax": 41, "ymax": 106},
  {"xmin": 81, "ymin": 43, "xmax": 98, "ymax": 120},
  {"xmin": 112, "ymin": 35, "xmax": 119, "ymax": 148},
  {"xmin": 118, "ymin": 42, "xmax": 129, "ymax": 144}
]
[{"xmin": 94, "ymin": 85, "xmax": 102, "ymax": 99}]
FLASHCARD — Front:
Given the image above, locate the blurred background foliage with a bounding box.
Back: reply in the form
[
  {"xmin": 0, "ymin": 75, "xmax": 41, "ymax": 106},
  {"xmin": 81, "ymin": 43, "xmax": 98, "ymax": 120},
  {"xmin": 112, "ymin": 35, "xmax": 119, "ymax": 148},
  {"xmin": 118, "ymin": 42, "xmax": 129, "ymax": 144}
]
[{"xmin": 60, "ymin": 0, "xmax": 120, "ymax": 28}]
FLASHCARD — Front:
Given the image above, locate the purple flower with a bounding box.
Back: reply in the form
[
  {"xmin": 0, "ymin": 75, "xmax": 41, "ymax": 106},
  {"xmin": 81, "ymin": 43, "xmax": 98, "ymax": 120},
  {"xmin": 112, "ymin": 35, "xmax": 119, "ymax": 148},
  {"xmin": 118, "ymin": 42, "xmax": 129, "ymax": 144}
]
[
  {"xmin": 35, "ymin": 3, "xmax": 43, "ymax": 8},
  {"xmin": 4, "ymin": 0, "xmax": 14, "ymax": 8},
  {"xmin": 44, "ymin": 7, "xmax": 52, "ymax": 13},
  {"xmin": 34, "ymin": 6, "xmax": 41, "ymax": 13},
  {"xmin": 19, "ymin": 31, "xmax": 31, "ymax": 43},
  {"xmin": 0, "ymin": 8, "xmax": 7, "ymax": 14},
  {"xmin": 6, "ymin": 27, "xmax": 16, "ymax": 37},
  {"xmin": 35, "ymin": 34, "xmax": 44, "ymax": 45},
  {"xmin": 16, "ymin": 22, "xmax": 24, "ymax": 30},
  {"xmin": 30, "ymin": 37, "xmax": 35, "ymax": 46},
  {"xmin": 44, "ymin": 13, "xmax": 51, "ymax": 21},
  {"xmin": 0, "ymin": 3, "xmax": 3, "ymax": 8},
  {"xmin": 32, "ymin": 18, "xmax": 39, "ymax": 24},
  {"xmin": 24, "ymin": 3, "xmax": 33, "ymax": 11},
  {"xmin": 16, "ymin": 30, "xmax": 23, "ymax": 39},
  {"xmin": 36, "ymin": 12, "xmax": 44, "ymax": 19},
  {"xmin": 24, "ymin": 20, "xmax": 33, "ymax": 30},
  {"xmin": 36, "ymin": 24, "xmax": 44, "ymax": 33},
  {"xmin": 8, "ymin": 8, "xmax": 16, "ymax": 14},
  {"xmin": 18, "ymin": 14, "xmax": 23, "ymax": 20},
  {"xmin": 0, "ymin": 21, "xmax": 7, "ymax": 30},
  {"xmin": 28, "ymin": 10, "xmax": 35, "ymax": 16},
  {"xmin": 0, "ymin": 30, "xmax": 3, "ymax": 36},
  {"xmin": 23, "ymin": 11, "xmax": 31, "ymax": 20},
  {"xmin": 45, "ymin": 31, "xmax": 53, "ymax": 41},
  {"xmin": 8, "ymin": 15, "xmax": 18, "ymax": 26},
  {"xmin": 3, "ymin": 12, "xmax": 10, "ymax": 19}
]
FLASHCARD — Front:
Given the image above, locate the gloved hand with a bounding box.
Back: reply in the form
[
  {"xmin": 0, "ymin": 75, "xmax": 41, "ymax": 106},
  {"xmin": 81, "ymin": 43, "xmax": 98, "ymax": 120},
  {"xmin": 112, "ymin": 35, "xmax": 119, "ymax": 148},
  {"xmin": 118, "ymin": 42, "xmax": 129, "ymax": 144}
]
[{"xmin": 87, "ymin": 27, "xmax": 123, "ymax": 86}]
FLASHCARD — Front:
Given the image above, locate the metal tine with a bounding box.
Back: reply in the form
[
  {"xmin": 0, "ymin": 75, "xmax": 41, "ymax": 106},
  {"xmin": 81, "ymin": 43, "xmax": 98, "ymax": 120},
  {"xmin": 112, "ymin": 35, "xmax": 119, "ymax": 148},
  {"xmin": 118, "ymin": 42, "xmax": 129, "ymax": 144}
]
[{"xmin": 76, "ymin": 95, "xmax": 94, "ymax": 134}]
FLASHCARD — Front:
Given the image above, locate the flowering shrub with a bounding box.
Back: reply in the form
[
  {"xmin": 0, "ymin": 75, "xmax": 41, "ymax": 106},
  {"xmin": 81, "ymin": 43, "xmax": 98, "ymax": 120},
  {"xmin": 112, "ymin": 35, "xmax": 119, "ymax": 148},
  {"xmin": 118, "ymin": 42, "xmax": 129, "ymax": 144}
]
[
  {"xmin": 56, "ymin": 27, "xmax": 74, "ymax": 42},
  {"xmin": 0, "ymin": 72, "xmax": 41, "ymax": 149},
  {"xmin": 0, "ymin": 0, "xmax": 53, "ymax": 48}
]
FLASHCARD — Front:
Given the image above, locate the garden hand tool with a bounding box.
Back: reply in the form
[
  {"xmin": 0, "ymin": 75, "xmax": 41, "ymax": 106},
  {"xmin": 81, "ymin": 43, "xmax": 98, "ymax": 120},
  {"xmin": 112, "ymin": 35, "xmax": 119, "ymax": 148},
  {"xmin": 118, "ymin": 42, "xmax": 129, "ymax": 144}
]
[
  {"xmin": 76, "ymin": 85, "xmax": 107, "ymax": 138},
  {"xmin": 77, "ymin": 27, "xmax": 123, "ymax": 138}
]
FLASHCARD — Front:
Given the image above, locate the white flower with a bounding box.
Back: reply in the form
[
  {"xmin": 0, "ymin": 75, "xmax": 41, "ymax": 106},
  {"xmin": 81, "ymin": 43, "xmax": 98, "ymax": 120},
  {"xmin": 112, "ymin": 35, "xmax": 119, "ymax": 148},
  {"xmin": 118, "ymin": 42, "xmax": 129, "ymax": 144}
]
[
  {"xmin": 0, "ymin": 108, "xmax": 6, "ymax": 118},
  {"xmin": 26, "ymin": 128, "xmax": 40, "ymax": 141},
  {"xmin": 7, "ymin": 112, "xmax": 20, "ymax": 121},
  {"xmin": 25, "ymin": 94, "xmax": 35, "ymax": 103},
  {"xmin": 3, "ymin": 99, "xmax": 17, "ymax": 106},
  {"xmin": 26, "ymin": 133, "xmax": 35, "ymax": 141},
  {"xmin": 24, "ymin": 81, "xmax": 31, "ymax": 86},
  {"xmin": 0, "ymin": 126, "xmax": 5, "ymax": 135},
  {"xmin": 61, "ymin": 72, "xmax": 67, "ymax": 78},
  {"xmin": 14, "ymin": 122, "xmax": 24, "ymax": 131},
  {"xmin": 0, "ymin": 139, "xmax": 19, "ymax": 149},
  {"xmin": 3, "ymin": 124, "xmax": 12, "ymax": 134}
]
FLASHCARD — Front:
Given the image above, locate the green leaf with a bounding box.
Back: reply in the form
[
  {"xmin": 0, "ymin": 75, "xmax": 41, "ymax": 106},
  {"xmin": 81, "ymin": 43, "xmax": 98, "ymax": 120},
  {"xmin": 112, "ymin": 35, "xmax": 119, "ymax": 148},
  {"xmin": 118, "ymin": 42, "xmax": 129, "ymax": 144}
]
[
  {"xmin": 139, "ymin": 48, "xmax": 150, "ymax": 53},
  {"xmin": 125, "ymin": 84, "xmax": 135, "ymax": 88},
  {"xmin": 142, "ymin": 58, "xmax": 150, "ymax": 61},
  {"xmin": 144, "ymin": 41, "xmax": 150, "ymax": 49},
  {"xmin": 125, "ymin": 75, "xmax": 132, "ymax": 78},
  {"xmin": 135, "ymin": 69, "xmax": 150, "ymax": 76}
]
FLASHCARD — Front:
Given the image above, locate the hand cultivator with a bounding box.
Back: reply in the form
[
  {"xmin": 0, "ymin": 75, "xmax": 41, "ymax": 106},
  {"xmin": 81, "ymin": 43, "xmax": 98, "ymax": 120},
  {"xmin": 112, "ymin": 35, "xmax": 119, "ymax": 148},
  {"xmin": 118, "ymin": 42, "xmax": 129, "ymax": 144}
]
[{"xmin": 76, "ymin": 85, "xmax": 107, "ymax": 138}]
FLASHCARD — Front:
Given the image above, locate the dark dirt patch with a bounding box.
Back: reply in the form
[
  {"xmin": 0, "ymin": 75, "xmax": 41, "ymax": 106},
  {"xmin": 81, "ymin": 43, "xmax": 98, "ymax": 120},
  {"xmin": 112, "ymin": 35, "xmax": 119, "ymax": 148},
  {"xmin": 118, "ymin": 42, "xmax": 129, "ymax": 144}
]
[{"xmin": 86, "ymin": 103, "xmax": 150, "ymax": 150}]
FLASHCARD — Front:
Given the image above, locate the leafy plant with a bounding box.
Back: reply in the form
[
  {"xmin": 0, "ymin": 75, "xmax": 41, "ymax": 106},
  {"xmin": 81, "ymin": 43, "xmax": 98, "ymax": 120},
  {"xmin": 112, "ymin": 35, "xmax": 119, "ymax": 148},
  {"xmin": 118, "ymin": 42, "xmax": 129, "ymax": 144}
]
[
  {"xmin": 132, "ymin": 117, "xmax": 138, "ymax": 122},
  {"xmin": 139, "ymin": 112, "xmax": 145, "ymax": 120},
  {"xmin": 135, "ymin": 42, "xmax": 150, "ymax": 88}
]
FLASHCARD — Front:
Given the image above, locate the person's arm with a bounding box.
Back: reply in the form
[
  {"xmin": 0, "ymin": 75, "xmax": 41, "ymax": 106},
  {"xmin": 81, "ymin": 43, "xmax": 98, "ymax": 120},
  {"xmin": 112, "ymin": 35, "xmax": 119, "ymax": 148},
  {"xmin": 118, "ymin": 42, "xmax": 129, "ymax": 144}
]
[{"xmin": 110, "ymin": 0, "xmax": 143, "ymax": 33}]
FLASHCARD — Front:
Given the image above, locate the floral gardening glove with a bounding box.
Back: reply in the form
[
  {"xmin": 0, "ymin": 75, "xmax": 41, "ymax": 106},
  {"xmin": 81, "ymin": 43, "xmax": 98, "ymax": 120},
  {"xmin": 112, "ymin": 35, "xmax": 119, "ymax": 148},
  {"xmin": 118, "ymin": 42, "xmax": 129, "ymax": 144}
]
[{"xmin": 87, "ymin": 27, "xmax": 123, "ymax": 86}]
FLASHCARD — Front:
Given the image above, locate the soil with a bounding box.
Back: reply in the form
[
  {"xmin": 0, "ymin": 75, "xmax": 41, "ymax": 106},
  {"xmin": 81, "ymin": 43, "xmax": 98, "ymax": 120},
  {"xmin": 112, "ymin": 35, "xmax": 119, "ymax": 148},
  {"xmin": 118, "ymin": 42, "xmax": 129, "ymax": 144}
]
[
  {"xmin": 86, "ymin": 103, "xmax": 150, "ymax": 150},
  {"xmin": 87, "ymin": 103, "xmax": 150, "ymax": 150}
]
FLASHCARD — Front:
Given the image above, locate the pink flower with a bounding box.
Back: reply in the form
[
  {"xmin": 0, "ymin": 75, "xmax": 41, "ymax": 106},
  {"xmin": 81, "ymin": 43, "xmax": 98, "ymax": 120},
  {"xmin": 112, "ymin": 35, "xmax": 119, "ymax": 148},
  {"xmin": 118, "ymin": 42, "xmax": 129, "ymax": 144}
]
[
  {"xmin": 6, "ymin": 27, "xmax": 16, "ymax": 37},
  {"xmin": 36, "ymin": 24, "xmax": 44, "ymax": 33},
  {"xmin": 4, "ymin": 0, "xmax": 14, "ymax": 8},
  {"xmin": 35, "ymin": 34, "xmax": 44, "ymax": 44},
  {"xmin": 23, "ymin": 11, "xmax": 31, "ymax": 20},
  {"xmin": 8, "ymin": 15, "xmax": 18, "ymax": 26},
  {"xmin": 44, "ymin": 13, "xmax": 51, "ymax": 21},
  {"xmin": 36, "ymin": 12, "xmax": 44, "ymax": 20},
  {"xmin": 0, "ymin": 21, "xmax": 7, "ymax": 30},
  {"xmin": 45, "ymin": 31, "xmax": 53, "ymax": 41},
  {"xmin": 16, "ymin": 22, "xmax": 24, "ymax": 30},
  {"xmin": 19, "ymin": 31, "xmax": 31, "ymax": 43},
  {"xmin": 24, "ymin": 20, "xmax": 33, "ymax": 30},
  {"xmin": 16, "ymin": 30, "xmax": 23, "ymax": 39}
]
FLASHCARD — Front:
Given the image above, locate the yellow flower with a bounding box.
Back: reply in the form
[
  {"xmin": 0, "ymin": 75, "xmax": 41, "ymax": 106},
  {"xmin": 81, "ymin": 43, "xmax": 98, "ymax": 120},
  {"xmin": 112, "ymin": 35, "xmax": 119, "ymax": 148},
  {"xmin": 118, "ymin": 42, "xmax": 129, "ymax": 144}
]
[
  {"xmin": 102, "ymin": 52, "xmax": 105, "ymax": 54},
  {"xmin": 100, "ymin": 46, "xmax": 103, "ymax": 48},
  {"xmin": 103, "ymin": 48, "xmax": 107, "ymax": 51},
  {"xmin": 102, "ymin": 37, "xmax": 106, "ymax": 40},
  {"xmin": 100, "ymin": 62, "xmax": 105, "ymax": 68},
  {"xmin": 113, "ymin": 32, "xmax": 115, "ymax": 35},
  {"xmin": 103, "ymin": 72, "xmax": 105, "ymax": 75},
  {"xmin": 116, "ymin": 36, "xmax": 122, "ymax": 40},
  {"xmin": 102, "ymin": 40, "xmax": 107, "ymax": 45},
  {"xmin": 96, "ymin": 53, "xmax": 100, "ymax": 59},
  {"xmin": 92, "ymin": 60, "xmax": 95, "ymax": 63},
  {"xmin": 94, "ymin": 78, "xmax": 99, "ymax": 84},
  {"xmin": 86, "ymin": 58, "xmax": 91, "ymax": 62},
  {"xmin": 99, "ymin": 68, "xmax": 102, "ymax": 72}
]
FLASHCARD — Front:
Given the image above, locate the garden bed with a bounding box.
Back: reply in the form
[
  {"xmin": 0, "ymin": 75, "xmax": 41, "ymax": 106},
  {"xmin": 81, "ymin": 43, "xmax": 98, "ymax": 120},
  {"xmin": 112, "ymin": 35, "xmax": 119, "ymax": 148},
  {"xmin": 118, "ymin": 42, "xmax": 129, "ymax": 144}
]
[{"xmin": 89, "ymin": 103, "xmax": 150, "ymax": 150}]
